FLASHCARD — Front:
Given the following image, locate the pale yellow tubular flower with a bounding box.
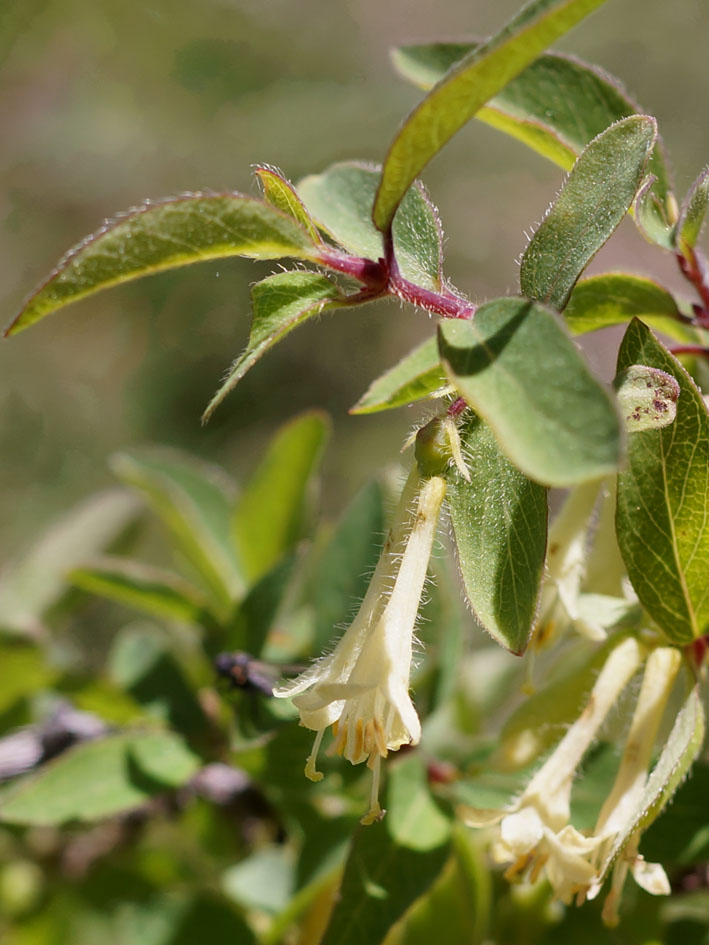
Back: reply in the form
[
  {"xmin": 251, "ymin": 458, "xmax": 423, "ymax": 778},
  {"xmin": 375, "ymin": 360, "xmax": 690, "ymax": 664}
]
[
  {"xmin": 462, "ymin": 636, "xmax": 645, "ymax": 901},
  {"xmin": 584, "ymin": 646, "xmax": 681, "ymax": 924},
  {"xmin": 274, "ymin": 470, "xmax": 446, "ymax": 824}
]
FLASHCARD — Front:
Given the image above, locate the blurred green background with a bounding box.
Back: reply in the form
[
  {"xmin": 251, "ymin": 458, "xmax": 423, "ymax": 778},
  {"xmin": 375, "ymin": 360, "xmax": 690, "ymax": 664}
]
[{"xmin": 2, "ymin": 0, "xmax": 708, "ymax": 545}]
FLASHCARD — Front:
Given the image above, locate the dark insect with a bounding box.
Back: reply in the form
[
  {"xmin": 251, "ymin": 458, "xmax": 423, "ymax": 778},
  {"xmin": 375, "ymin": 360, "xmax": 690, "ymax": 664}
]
[{"xmin": 214, "ymin": 651, "xmax": 303, "ymax": 697}]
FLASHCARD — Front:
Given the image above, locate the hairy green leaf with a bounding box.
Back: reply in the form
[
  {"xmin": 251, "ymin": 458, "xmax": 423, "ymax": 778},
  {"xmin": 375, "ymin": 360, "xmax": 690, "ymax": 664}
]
[
  {"xmin": 614, "ymin": 365, "xmax": 680, "ymax": 432},
  {"xmin": 6, "ymin": 194, "xmax": 322, "ymax": 336},
  {"xmin": 373, "ymin": 0, "xmax": 611, "ymax": 232},
  {"xmin": 0, "ymin": 732, "xmax": 200, "ymax": 826},
  {"xmin": 202, "ymin": 270, "xmax": 344, "ymax": 421},
  {"xmin": 439, "ymin": 299, "xmax": 621, "ymax": 486},
  {"xmin": 69, "ymin": 557, "xmax": 212, "ymax": 625},
  {"xmin": 446, "ymin": 412, "xmax": 547, "ymax": 653},
  {"xmin": 676, "ymin": 166, "xmax": 709, "ymax": 258},
  {"xmin": 0, "ymin": 489, "xmax": 140, "ymax": 637},
  {"xmin": 254, "ymin": 165, "xmax": 321, "ymax": 242},
  {"xmin": 520, "ymin": 116, "xmax": 656, "ymax": 310},
  {"xmin": 564, "ymin": 274, "xmax": 688, "ymax": 340},
  {"xmin": 233, "ymin": 411, "xmax": 330, "ymax": 583},
  {"xmin": 111, "ymin": 448, "xmax": 243, "ymax": 610},
  {"xmin": 298, "ymin": 162, "xmax": 444, "ymax": 290},
  {"xmin": 392, "ymin": 45, "xmax": 674, "ymax": 225},
  {"xmin": 351, "ymin": 336, "xmax": 446, "ymax": 414},
  {"xmin": 616, "ymin": 319, "xmax": 709, "ymax": 642}
]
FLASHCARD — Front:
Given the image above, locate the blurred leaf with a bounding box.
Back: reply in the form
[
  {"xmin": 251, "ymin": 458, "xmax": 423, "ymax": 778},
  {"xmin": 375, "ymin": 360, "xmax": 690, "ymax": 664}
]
[
  {"xmin": 614, "ymin": 365, "xmax": 680, "ymax": 432},
  {"xmin": 310, "ymin": 481, "xmax": 384, "ymax": 651},
  {"xmin": 0, "ymin": 731, "xmax": 199, "ymax": 826},
  {"xmin": 445, "ymin": 413, "xmax": 547, "ymax": 653},
  {"xmin": 596, "ymin": 673, "xmax": 705, "ymax": 885},
  {"xmin": 520, "ymin": 116, "xmax": 656, "ymax": 310},
  {"xmin": 387, "ymin": 755, "xmax": 451, "ymax": 851},
  {"xmin": 352, "ymin": 336, "xmax": 447, "ymax": 414},
  {"xmin": 0, "ymin": 641, "xmax": 56, "ymax": 715},
  {"xmin": 222, "ymin": 846, "xmax": 295, "ymax": 915},
  {"xmin": 60, "ymin": 677, "xmax": 147, "ymax": 725},
  {"xmin": 69, "ymin": 556, "xmax": 212, "ymax": 625},
  {"xmin": 634, "ymin": 173, "xmax": 677, "ymax": 250},
  {"xmin": 616, "ymin": 320, "xmax": 709, "ymax": 642},
  {"xmin": 386, "ymin": 827, "xmax": 491, "ymax": 945},
  {"xmin": 129, "ymin": 731, "xmax": 201, "ymax": 788},
  {"xmin": 373, "ymin": 0, "xmax": 610, "ymax": 232},
  {"xmin": 298, "ymin": 162, "xmax": 444, "ymax": 290},
  {"xmin": 391, "ymin": 46, "xmax": 673, "ymax": 218},
  {"xmin": 0, "ymin": 489, "xmax": 140, "ymax": 637},
  {"xmin": 676, "ymin": 167, "xmax": 709, "ymax": 257},
  {"xmin": 642, "ymin": 762, "xmax": 709, "ymax": 865},
  {"xmin": 564, "ymin": 274, "xmax": 688, "ymax": 340},
  {"xmin": 255, "ymin": 165, "xmax": 321, "ymax": 241},
  {"xmin": 109, "ymin": 625, "xmax": 207, "ymax": 734},
  {"xmin": 225, "ymin": 553, "xmax": 297, "ymax": 653},
  {"xmin": 438, "ymin": 299, "xmax": 621, "ymax": 486},
  {"xmin": 320, "ymin": 812, "xmax": 450, "ymax": 945},
  {"xmin": 111, "ymin": 448, "xmax": 243, "ymax": 610},
  {"xmin": 202, "ymin": 270, "xmax": 344, "ymax": 421},
  {"xmin": 233, "ymin": 411, "xmax": 330, "ymax": 584},
  {"xmin": 5, "ymin": 194, "xmax": 321, "ymax": 336}
]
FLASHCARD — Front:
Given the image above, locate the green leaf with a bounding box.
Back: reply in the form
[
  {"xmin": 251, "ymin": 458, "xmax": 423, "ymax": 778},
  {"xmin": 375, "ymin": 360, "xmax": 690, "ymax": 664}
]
[
  {"xmin": 298, "ymin": 162, "xmax": 444, "ymax": 290},
  {"xmin": 616, "ymin": 319, "xmax": 709, "ymax": 642},
  {"xmin": 233, "ymin": 411, "xmax": 330, "ymax": 583},
  {"xmin": 676, "ymin": 166, "xmax": 709, "ymax": 257},
  {"xmin": 222, "ymin": 846, "xmax": 295, "ymax": 915},
  {"xmin": 111, "ymin": 448, "xmax": 243, "ymax": 610},
  {"xmin": 520, "ymin": 116, "xmax": 656, "ymax": 310},
  {"xmin": 351, "ymin": 336, "xmax": 447, "ymax": 414},
  {"xmin": 438, "ymin": 299, "xmax": 621, "ymax": 486},
  {"xmin": 202, "ymin": 270, "xmax": 344, "ymax": 421},
  {"xmin": 614, "ymin": 365, "xmax": 680, "ymax": 432},
  {"xmin": 320, "ymin": 797, "xmax": 450, "ymax": 945},
  {"xmin": 0, "ymin": 641, "xmax": 56, "ymax": 715},
  {"xmin": 128, "ymin": 731, "xmax": 202, "ymax": 788},
  {"xmin": 69, "ymin": 556, "xmax": 213, "ymax": 625},
  {"xmin": 310, "ymin": 481, "xmax": 385, "ymax": 651},
  {"xmin": 564, "ymin": 274, "xmax": 688, "ymax": 341},
  {"xmin": 254, "ymin": 165, "xmax": 321, "ymax": 242},
  {"xmin": 0, "ymin": 731, "xmax": 200, "ymax": 826},
  {"xmin": 386, "ymin": 755, "xmax": 451, "ymax": 852},
  {"xmin": 5, "ymin": 194, "xmax": 322, "ymax": 336},
  {"xmin": 634, "ymin": 173, "xmax": 677, "ymax": 250},
  {"xmin": 0, "ymin": 489, "xmax": 140, "ymax": 636},
  {"xmin": 597, "ymin": 673, "xmax": 705, "ymax": 884},
  {"xmin": 373, "ymin": 0, "xmax": 611, "ymax": 233},
  {"xmin": 642, "ymin": 762, "xmax": 709, "ymax": 865},
  {"xmin": 445, "ymin": 412, "xmax": 547, "ymax": 653},
  {"xmin": 226, "ymin": 553, "xmax": 296, "ymax": 653}
]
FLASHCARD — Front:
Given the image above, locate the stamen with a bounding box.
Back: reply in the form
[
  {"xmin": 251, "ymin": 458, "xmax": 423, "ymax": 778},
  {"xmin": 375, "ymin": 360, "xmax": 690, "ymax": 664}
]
[{"xmin": 305, "ymin": 729, "xmax": 325, "ymax": 782}]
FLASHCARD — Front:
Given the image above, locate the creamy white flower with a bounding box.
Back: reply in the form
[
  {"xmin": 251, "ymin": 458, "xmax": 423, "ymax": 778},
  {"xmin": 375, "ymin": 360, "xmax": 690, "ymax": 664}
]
[{"xmin": 275, "ymin": 471, "xmax": 446, "ymax": 824}]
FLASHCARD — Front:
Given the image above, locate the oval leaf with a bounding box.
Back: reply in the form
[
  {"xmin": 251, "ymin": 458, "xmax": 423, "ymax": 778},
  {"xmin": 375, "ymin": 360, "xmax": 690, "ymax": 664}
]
[
  {"xmin": 439, "ymin": 299, "xmax": 622, "ymax": 486},
  {"xmin": 373, "ymin": 0, "xmax": 611, "ymax": 233},
  {"xmin": 520, "ymin": 116, "xmax": 656, "ymax": 311},
  {"xmin": 254, "ymin": 165, "xmax": 321, "ymax": 242},
  {"xmin": 616, "ymin": 319, "xmax": 709, "ymax": 643},
  {"xmin": 446, "ymin": 412, "xmax": 547, "ymax": 653},
  {"xmin": 6, "ymin": 194, "xmax": 321, "ymax": 336},
  {"xmin": 203, "ymin": 270, "xmax": 344, "ymax": 421},
  {"xmin": 351, "ymin": 335, "xmax": 447, "ymax": 414},
  {"xmin": 676, "ymin": 166, "xmax": 709, "ymax": 258},
  {"xmin": 298, "ymin": 162, "xmax": 444, "ymax": 291}
]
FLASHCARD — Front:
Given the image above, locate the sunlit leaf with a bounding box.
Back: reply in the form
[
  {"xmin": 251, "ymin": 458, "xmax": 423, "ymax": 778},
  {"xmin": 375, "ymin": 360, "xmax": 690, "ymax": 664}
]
[
  {"xmin": 615, "ymin": 320, "xmax": 709, "ymax": 643},
  {"xmin": 564, "ymin": 274, "xmax": 688, "ymax": 340},
  {"xmin": 111, "ymin": 448, "xmax": 243, "ymax": 610},
  {"xmin": 445, "ymin": 412, "xmax": 547, "ymax": 653},
  {"xmin": 373, "ymin": 0, "xmax": 611, "ymax": 232},
  {"xmin": 439, "ymin": 299, "xmax": 621, "ymax": 486},
  {"xmin": 0, "ymin": 731, "xmax": 201, "ymax": 826},
  {"xmin": 233, "ymin": 411, "xmax": 330, "ymax": 583},
  {"xmin": 255, "ymin": 165, "xmax": 321, "ymax": 242},
  {"xmin": 676, "ymin": 166, "xmax": 709, "ymax": 258},
  {"xmin": 351, "ymin": 336, "xmax": 447, "ymax": 414},
  {"xmin": 202, "ymin": 270, "xmax": 344, "ymax": 421},
  {"xmin": 386, "ymin": 755, "xmax": 451, "ymax": 852},
  {"xmin": 520, "ymin": 116, "xmax": 656, "ymax": 310},
  {"xmin": 6, "ymin": 194, "xmax": 322, "ymax": 335},
  {"xmin": 298, "ymin": 162, "xmax": 444, "ymax": 290}
]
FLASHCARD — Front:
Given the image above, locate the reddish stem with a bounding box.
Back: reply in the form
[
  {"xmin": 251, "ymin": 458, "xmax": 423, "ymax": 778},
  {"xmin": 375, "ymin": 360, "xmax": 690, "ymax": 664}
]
[{"xmin": 669, "ymin": 345, "xmax": 709, "ymax": 358}]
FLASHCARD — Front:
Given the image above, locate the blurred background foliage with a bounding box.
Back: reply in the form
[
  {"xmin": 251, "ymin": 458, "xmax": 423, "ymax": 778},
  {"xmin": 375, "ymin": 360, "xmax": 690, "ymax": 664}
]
[{"xmin": 2, "ymin": 1, "xmax": 709, "ymax": 942}]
